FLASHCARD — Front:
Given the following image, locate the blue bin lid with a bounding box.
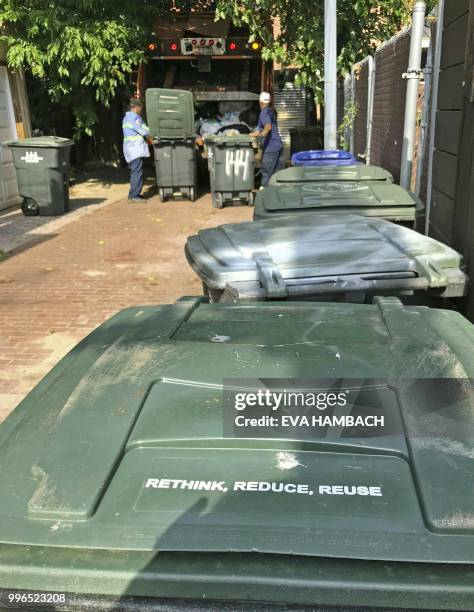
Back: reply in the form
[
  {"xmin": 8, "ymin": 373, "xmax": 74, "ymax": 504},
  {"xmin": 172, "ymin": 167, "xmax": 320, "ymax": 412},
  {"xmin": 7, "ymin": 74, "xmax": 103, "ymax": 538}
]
[{"xmin": 292, "ymin": 149, "xmax": 358, "ymax": 167}]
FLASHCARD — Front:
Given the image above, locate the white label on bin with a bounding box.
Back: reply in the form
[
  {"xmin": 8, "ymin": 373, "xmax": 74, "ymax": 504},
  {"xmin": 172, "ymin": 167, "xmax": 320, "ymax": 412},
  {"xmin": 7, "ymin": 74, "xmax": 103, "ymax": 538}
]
[
  {"xmin": 142, "ymin": 478, "xmax": 384, "ymax": 497},
  {"xmin": 225, "ymin": 149, "xmax": 250, "ymax": 180},
  {"xmin": 20, "ymin": 151, "xmax": 44, "ymax": 163}
]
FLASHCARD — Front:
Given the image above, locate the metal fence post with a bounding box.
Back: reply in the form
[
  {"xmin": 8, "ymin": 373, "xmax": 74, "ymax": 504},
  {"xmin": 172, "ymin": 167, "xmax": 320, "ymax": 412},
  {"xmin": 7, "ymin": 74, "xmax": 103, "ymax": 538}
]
[
  {"xmin": 350, "ymin": 66, "xmax": 355, "ymax": 154},
  {"xmin": 324, "ymin": 0, "xmax": 338, "ymax": 150},
  {"xmin": 425, "ymin": 0, "xmax": 444, "ymax": 235},
  {"xmin": 415, "ymin": 32, "xmax": 433, "ymax": 197},
  {"xmin": 400, "ymin": 0, "xmax": 427, "ymax": 189},
  {"xmin": 366, "ymin": 56, "xmax": 375, "ymax": 165}
]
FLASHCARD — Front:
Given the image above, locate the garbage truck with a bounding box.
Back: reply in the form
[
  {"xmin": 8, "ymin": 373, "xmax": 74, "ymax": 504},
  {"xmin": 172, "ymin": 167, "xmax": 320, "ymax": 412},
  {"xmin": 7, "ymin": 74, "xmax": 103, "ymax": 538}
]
[
  {"xmin": 130, "ymin": 11, "xmax": 274, "ymax": 202},
  {"xmin": 132, "ymin": 11, "xmax": 272, "ymax": 134}
]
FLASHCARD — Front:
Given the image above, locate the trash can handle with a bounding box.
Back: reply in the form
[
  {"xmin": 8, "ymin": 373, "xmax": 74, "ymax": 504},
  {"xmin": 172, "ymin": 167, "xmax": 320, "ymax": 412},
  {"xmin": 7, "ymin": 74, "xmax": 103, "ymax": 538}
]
[
  {"xmin": 413, "ymin": 255, "xmax": 448, "ymax": 288},
  {"xmin": 253, "ymin": 254, "xmax": 288, "ymax": 299}
]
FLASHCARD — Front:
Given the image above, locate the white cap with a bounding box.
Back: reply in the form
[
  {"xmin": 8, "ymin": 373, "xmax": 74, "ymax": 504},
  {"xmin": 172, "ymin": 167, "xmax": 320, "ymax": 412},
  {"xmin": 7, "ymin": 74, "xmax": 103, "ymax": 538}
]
[{"xmin": 259, "ymin": 92, "xmax": 271, "ymax": 104}]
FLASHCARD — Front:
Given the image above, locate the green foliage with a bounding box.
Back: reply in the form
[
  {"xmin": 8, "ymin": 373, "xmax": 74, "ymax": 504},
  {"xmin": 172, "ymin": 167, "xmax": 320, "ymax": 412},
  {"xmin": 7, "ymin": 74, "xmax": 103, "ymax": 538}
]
[
  {"xmin": 338, "ymin": 101, "xmax": 358, "ymax": 151},
  {"xmin": 0, "ymin": 0, "xmax": 155, "ymax": 137},
  {"xmin": 0, "ymin": 0, "xmax": 437, "ymax": 136},
  {"xmin": 215, "ymin": 0, "xmax": 436, "ymax": 99}
]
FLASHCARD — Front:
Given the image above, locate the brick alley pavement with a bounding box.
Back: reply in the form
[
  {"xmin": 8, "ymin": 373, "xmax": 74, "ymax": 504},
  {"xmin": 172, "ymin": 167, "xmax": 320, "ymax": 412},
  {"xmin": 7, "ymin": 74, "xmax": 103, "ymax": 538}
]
[{"xmin": 0, "ymin": 171, "xmax": 252, "ymax": 421}]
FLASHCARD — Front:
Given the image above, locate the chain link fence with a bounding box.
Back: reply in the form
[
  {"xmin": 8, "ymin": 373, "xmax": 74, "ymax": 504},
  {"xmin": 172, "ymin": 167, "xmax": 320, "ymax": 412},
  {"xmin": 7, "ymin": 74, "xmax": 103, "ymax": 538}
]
[
  {"xmin": 342, "ymin": 73, "xmax": 354, "ymax": 150},
  {"xmin": 341, "ymin": 25, "xmax": 432, "ymax": 197},
  {"xmin": 352, "ymin": 57, "xmax": 371, "ymax": 161}
]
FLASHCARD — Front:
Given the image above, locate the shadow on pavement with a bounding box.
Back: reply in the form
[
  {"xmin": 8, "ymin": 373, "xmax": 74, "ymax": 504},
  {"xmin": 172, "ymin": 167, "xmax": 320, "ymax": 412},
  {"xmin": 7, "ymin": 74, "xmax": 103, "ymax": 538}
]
[
  {"xmin": 69, "ymin": 197, "xmax": 105, "ymax": 211},
  {"xmin": 72, "ymin": 166, "xmax": 130, "ymax": 188},
  {"xmin": 0, "ymin": 197, "xmax": 105, "ymax": 258}
]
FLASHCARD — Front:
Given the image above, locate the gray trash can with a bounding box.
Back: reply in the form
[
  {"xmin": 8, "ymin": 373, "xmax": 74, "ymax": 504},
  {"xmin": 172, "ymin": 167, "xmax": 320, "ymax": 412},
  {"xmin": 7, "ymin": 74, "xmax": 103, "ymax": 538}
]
[
  {"xmin": 153, "ymin": 139, "xmax": 197, "ymax": 202},
  {"xmin": 185, "ymin": 213, "xmax": 468, "ymax": 303},
  {"xmin": 7, "ymin": 136, "xmax": 73, "ymax": 216},
  {"xmin": 205, "ymin": 135, "xmax": 255, "ymax": 208}
]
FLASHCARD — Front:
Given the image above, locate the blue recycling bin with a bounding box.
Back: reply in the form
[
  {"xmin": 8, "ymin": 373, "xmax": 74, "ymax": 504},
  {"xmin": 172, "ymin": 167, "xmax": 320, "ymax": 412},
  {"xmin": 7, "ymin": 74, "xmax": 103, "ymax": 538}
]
[{"xmin": 291, "ymin": 149, "xmax": 358, "ymax": 167}]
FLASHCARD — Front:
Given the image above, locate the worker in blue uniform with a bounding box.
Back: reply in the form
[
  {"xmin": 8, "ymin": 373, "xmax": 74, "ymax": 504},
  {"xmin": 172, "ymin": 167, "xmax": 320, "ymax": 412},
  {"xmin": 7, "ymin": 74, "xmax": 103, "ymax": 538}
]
[
  {"xmin": 122, "ymin": 98, "xmax": 151, "ymax": 202},
  {"xmin": 250, "ymin": 92, "xmax": 284, "ymax": 187}
]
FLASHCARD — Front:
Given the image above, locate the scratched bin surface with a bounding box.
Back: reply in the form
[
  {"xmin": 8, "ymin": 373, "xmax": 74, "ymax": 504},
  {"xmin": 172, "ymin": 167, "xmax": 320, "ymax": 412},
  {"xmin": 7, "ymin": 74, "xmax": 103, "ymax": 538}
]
[{"xmin": 0, "ymin": 297, "xmax": 474, "ymax": 607}]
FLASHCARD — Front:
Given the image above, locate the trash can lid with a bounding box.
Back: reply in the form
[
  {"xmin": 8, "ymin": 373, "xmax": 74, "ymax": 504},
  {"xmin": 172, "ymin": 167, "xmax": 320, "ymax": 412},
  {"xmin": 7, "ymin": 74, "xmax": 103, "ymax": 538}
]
[
  {"xmin": 145, "ymin": 87, "xmax": 195, "ymax": 140},
  {"xmin": 294, "ymin": 149, "xmax": 356, "ymax": 160},
  {"xmin": 204, "ymin": 134, "xmax": 253, "ymax": 145},
  {"xmin": 259, "ymin": 183, "xmax": 422, "ymax": 213},
  {"xmin": 6, "ymin": 136, "xmax": 73, "ymax": 148},
  {"xmin": 291, "ymin": 149, "xmax": 358, "ymax": 166},
  {"xmin": 270, "ymin": 164, "xmax": 394, "ymax": 185},
  {"xmin": 1, "ymin": 298, "xmax": 474, "ymax": 603},
  {"xmin": 185, "ymin": 213, "xmax": 467, "ymax": 299},
  {"xmin": 0, "ymin": 298, "xmax": 473, "ymax": 569}
]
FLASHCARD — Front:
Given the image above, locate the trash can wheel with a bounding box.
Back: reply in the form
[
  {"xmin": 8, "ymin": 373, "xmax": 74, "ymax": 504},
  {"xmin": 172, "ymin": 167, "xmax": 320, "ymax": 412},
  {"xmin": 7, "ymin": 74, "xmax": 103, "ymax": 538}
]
[
  {"xmin": 248, "ymin": 191, "xmax": 255, "ymax": 207},
  {"xmin": 189, "ymin": 186, "xmax": 196, "ymax": 202},
  {"xmin": 158, "ymin": 187, "xmax": 166, "ymax": 203},
  {"xmin": 21, "ymin": 197, "xmax": 39, "ymax": 216},
  {"xmin": 214, "ymin": 192, "xmax": 224, "ymax": 209}
]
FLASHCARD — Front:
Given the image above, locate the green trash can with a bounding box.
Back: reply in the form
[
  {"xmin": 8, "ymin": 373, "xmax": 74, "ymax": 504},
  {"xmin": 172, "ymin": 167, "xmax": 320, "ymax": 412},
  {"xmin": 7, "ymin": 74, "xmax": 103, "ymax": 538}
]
[
  {"xmin": 0, "ymin": 297, "xmax": 474, "ymax": 608},
  {"xmin": 254, "ymin": 182, "xmax": 423, "ymax": 225},
  {"xmin": 205, "ymin": 135, "xmax": 255, "ymax": 208},
  {"xmin": 145, "ymin": 88, "xmax": 195, "ymax": 140},
  {"xmin": 269, "ymin": 164, "xmax": 394, "ymax": 186},
  {"xmin": 7, "ymin": 136, "xmax": 73, "ymax": 216},
  {"xmin": 146, "ymin": 88, "xmax": 197, "ymax": 201},
  {"xmin": 153, "ymin": 139, "xmax": 197, "ymax": 202},
  {"xmin": 185, "ymin": 213, "xmax": 468, "ymax": 303}
]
